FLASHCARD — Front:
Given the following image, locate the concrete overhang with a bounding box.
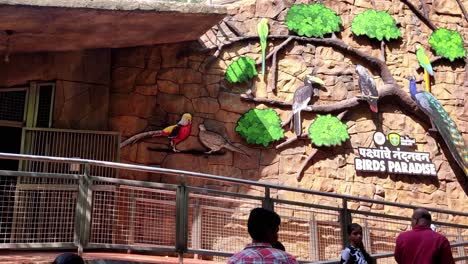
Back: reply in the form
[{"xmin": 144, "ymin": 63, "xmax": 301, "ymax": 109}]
[{"xmin": 0, "ymin": 0, "xmax": 227, "ymax": 54}]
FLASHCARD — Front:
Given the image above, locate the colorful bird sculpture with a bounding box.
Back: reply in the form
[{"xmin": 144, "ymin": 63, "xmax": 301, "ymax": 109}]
[
  {"xmin": 198, "ymin": 124, "xmax": 248, "ymax": 155},
  {"xmin": 408, "ymin": 76, "xmax": 468, "ymax": 177},
  {"xmin": 120, "ymin": 113, "xmax": 192, "ymax": 152},
  {"xmin": 291, "ymin": 75, "xmax": 324, "ymax": 136},
  {"xmin": 257, "ymin": 18, "xmax": 269, "ymax": 76},
  {"xmin": 416, "ymin": 44, "xmax": 434, "ymax": 92},
  {"xmin": 356, "ymin": 64, "xmax": 379, "ymax": 113}
]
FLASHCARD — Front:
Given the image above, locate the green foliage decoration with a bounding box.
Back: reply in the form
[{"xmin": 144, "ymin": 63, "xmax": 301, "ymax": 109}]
[
  {"xmin": 235, "ymin": 108, "xmax": 284, "ymax": 147},
  {"xmin": 308, "ymin": 114, "xmax": 349, "ymax": 147},
  {"xmin": 225, "ymin": 56, "xmax": 257, "ymax": 83},
  {"xmin": 351, "ymin": 10, "xmax": 401, "ymax": 41},
  {"xmin": 285, "ymin": 3, "xmax": 342, "ymax": 38},
  {"xmin": 429, "ymin": 28, "xmax": 466, "ymax": 62}
]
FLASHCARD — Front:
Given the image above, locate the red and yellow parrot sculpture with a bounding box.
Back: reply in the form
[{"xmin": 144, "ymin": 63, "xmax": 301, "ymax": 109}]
[
  {"xmin": 155, "ymin": 113, "xmax": 192, "ymax": 152},
  {"xmin": 120, "ymin": 113, "xmax": 192, "ymax": 152}
]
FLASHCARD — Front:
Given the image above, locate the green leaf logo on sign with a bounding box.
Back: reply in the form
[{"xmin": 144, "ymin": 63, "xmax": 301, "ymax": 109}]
[{"xmin": 388, "ymin": 133, "xmax": 400, "ymax": 147}]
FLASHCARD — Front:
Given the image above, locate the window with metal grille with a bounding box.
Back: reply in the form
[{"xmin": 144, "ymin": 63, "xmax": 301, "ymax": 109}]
[
  {"xmin": 36, "ymin": 84, "xmax": 53, "ymax": 128},
  {"xmin": 0, "ymin": 89, "xmax": 26, "ymax": 122}
]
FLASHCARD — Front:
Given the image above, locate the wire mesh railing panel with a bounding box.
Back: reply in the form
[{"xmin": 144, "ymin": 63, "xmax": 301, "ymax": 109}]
[
  {"xmin": 187, "ymin": 191, "xmax": 261, "ymax": 255},
  {"xmin": 1, "ymin": 153, "xmax": 468, "ymax": 262},
  {"xmin": 437, "ymin": 225, "xmax": 465, "ymax": 259},
  {"xmin": 274, "ymin": 202, "xmax": 341, "ymax": 262},
  {"xmin": 90, "ymin": 190, "xmax": 116, "ymax": 244},
  {"xmin": 20, "ymin": 128, "xmax": 119, "ymax": 185},
  {"xmin": 91, "ymin": 185, "xmax": 177, "ymax": 247},
  {"xmin": 8, "ymin": 187, "xmax": 77, "ymax": 243},
  {"xmin": 351, "ymin": 213, "xmax": 407, "ymax": 256},
  {"xmin": 0, "ymin": 176, "xmax": 18, "ymax": 243},
  {"xmin": 376, "ymin": 256, "xmax": 397, "ymax": 264}
]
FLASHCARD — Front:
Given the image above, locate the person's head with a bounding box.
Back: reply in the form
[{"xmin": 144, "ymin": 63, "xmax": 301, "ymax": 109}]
[
  {"xmin": 411, "ymin": 208, "xmax": 431, "ymax": 228},
  {"xmin": 271, "ymin": 241, "xmax": 285, "ymax": 251},
  {"xmin": 52, "ymin": 253, "xmax": 84, "ymax": 264},
  {"xmin": 347, "ymin": 223, "xmax": 363, "ymax": 247},
  {"xmin": 247, "ymin": 207, "xmax": 281, "ymax": 244}
]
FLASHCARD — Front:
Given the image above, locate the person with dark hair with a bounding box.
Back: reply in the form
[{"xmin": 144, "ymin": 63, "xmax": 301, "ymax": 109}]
[
  {"xmin": 227, "ymin": 207, "xmax": 298, "ymax": 264},
  {"xmin": 52, "ymin": 253, "xmax": 84, "ymax": 264},
  {"xmin": 272, "ymin": 241, "xmax": 286, "ymax": 251},
  {"xmin": 394, "ymin": 208, "xmax": 454, "ymax": 264},
  {"xmin": 340, "ymin": 223, "xmax": 374, "ymax": 264}
]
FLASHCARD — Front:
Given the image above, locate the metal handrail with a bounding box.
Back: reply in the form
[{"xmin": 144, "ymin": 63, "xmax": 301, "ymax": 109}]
[
  {"xmin": 1, "ymin": 152, "xmax": 467, "ymax": 217},
  {"xmin": 1, "ymin": 152, "xmax": 467, "ymax": 263}
]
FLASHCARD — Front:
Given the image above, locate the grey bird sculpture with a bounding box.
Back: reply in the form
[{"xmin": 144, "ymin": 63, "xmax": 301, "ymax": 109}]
[
  {"xmin": 198, "ymin": 124, "xmax": 248, "ymax": 155},
  {"xmin": 291, "ymin": 75, "xmax": 325, "ymax": 135},
  {"xmin": 356, "ymin": 64, "xmax": 379, "ymax": 113}
]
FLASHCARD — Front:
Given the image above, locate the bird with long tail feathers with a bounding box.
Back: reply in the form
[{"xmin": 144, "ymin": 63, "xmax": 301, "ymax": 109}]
[
  {"xmin": 257, "ymin": 18, "xmax": 269, "ymax": 77},
  {"xmin": 356, "ymin": 65, "xmax": 379, "ymax": 113},
  {"xmin": 120, "ymin": 113, "xmax": 192, "ymax": 152},
  {"xmin": 416, "ymin": 44, "xmax": 434, "ymax": 92},
  {"xmin": 291, "ymin": 75, "xmax": 324, "ymax": 136},
  {"xmin": 198, "ymin": 124, "xmax": 249, "ymax": 156},
  {"xmin": 407, "ymin": 76, "xmax": 468, "ymax": 176}
]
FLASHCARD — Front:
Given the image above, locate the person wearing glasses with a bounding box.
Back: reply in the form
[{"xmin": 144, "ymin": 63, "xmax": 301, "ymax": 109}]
[{"xmin": 394, "ymin": 208, "xmax": 454, "ymax": 264}]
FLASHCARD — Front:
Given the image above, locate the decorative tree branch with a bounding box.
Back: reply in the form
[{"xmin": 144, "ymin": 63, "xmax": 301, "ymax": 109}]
[
  {"xmin": 206, "ymin": 35, "xmax": 396, "ymax": 85},
  {"xmin": 223, "ymin": 20, "xmax": 243, "ymax": 37},
  {"xmin": 258, "ymin": 36, "xmax": 294, "ymax": 92},
  {"xmin": 276, "ymin": 135, "xmax": 298, "ymax": 149},
  {"xmin": 282, "ymin": 114, "xmax": 293, "ymax": 128},
  {"xmin": 399, "ymin": 0, "xmax": 437, "ymax": 30},
  {"xmin": 420, "ymin": 0, "xmax": 429, "ymax": 18},
  {"xmin": 296, "ymin": 110, "xmax": 348, "ymax": 181},
  {"xmin": 455, "ymin": 0, "xmax": 468, "ymax": 23},
  {"xmin": 259, "ymin": 36, "xmax": 294, "ymax": 65},
  {"xmin": 267, "ymin": 50, "xmax": 279, "ymax": 92},
  {"xmin": 296, "ymin": 148, "xmax": 319, "ymax": 182},
  {"xmin": 120, "ymin": 131, "xmax": 162, "ymax": 148},
  {"xmin": 465, "ymin": 56, "xmax": 468, "ymax": 88},
  {"xmin": 147, "ymin": 147, "xmax": 223, "ymax": 155},
  {"xmin": 241, "ymin": 93, "xmax": 366, "ymax": 113},
  {"xmin": 276, "ymin": 133, "xmax": 309, "ymax": 149},
  {"xmin": 455, "ymin": 0, "xmax": 468, "ymax": 90},
  {"xmin": 380, "ymin": 40, "xmax": 386, "ymax": 62}
]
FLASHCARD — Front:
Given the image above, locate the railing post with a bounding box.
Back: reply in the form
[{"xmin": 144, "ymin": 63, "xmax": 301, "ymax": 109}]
[
  {"xmin": 457, "ymin": 228, "xmax": 466, "ymax": 264},
  {"xmin": 74, "ymin": 163, "xmax": 93, "ymax": 255},
  {"xmin": 191, "ymin": 200, "xmax": 201, "ymax": 259},
  {"xmin": 309, "ymin": 213, "xmax": 319, "ymax": 261},
  {"xmin": 262, "ymin": 187, "xmax": 274, "ymax": 211},
  {"xmin": 128, "ymin": 189, "xmax": 136, "ymax": 251},
  {"xmin": 176, "ymin": 176, "xmax": 189, "ymax": 261},
  {"xmin": 340, "ymin": 199, "xmax": 351, "ymax": 249},
  {"xmin": 363, "ymin": 219, "xmax": 372, "ymax": 254}
]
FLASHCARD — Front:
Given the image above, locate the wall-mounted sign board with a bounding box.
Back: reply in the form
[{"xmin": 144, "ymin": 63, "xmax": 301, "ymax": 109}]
[{"xmin": 355, "ymin": 132, "xmax": 437, "ymax": 176}]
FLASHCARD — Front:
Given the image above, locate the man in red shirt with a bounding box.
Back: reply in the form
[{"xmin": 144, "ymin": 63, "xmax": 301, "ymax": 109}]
[
  {"xmin": 227, "ymin": 208, "xmax": 298, "ymax": 264},
  {"xmin": 394, "ymin": 208, "xmax": 455, "ymax": 264}
]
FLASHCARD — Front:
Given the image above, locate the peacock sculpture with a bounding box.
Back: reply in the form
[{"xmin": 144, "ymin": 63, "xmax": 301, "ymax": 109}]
[{"xmin": 408, "ymin": 76, "xmax": 468, "ymax": 177}]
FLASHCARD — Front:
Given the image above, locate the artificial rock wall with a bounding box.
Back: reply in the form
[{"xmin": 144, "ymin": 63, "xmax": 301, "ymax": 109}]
[{"xmin": 110, "ymin": 0, "xmax": 468, "ymax": 221}]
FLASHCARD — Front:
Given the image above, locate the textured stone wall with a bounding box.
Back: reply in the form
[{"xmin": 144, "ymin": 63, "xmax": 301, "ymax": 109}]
[
  {"xmin": 0, "ymin": 49, "xmax": 111, "ymax": 130},
  {"xmin": 111, "ymin": 0, "xmax": 468, "ymax": 222}
]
